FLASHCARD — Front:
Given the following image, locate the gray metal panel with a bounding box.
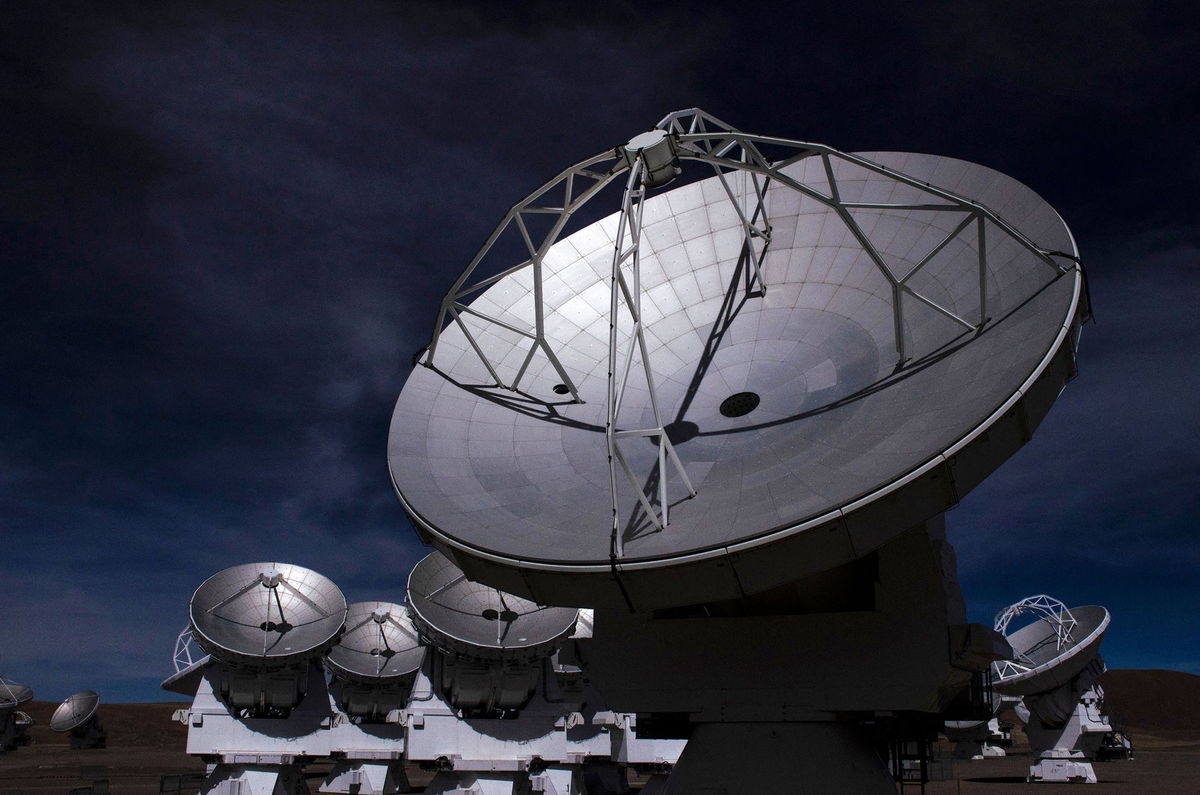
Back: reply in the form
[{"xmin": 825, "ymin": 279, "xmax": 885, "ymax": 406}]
[
  {"xmin": 50, "ymin": 690, "xmax": 99, "ymax": 732},
  {"xmin": 406, "ymin": 552, "xmax": 578, "ymax": 662},
  {"xmin": 325, "ymin": 601, "xmax": 426, "ymax": 684},
  {"xmin": 389, "ymin": 151, "xmax": 1083, "ymax": 608},
  {"xmin": 159, "ymin": 655, "xmax": 211, "ymax": 697},
  {"xmin": 189, "ymin": 562, "xmax": 348, "ymax": 668}
]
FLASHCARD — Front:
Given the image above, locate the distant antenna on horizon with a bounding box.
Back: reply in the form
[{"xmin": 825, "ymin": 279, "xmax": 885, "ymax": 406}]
[
  {"xmin": 0, "ymin": 675, "xmax": 34, "ymax": 754},
  {"xmin": 993, "ymin": 595, "xmax": 1112, "ymax": 783},
  {"xmin": 50, "ymin": 690, "xmax": 105, "ymax": 749}
]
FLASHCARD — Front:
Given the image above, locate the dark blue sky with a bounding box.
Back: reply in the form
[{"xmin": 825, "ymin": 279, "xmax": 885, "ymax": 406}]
[{"xmin": 1, "ymin": 2, "xmax": 1196, "ymax": 702}]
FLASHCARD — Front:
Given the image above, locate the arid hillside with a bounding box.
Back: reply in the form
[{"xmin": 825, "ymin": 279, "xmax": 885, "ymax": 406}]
[{"xmin": 1101, "ymin": 668, "xmax": 1200, "ymax": 734}]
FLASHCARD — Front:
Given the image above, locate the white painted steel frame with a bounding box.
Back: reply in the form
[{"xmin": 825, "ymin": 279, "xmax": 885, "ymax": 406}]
[
  {"xmin": 992, "ymin": 594, "xmax": 1079, "ymax": 681},
  {"xmin": 605, "ymin": 156, "xmax": 696, "ymax": 554},
  {"xmin": 418, "ymin": 108, "xmax": 1079, "ymax": 559},
  {"xmin": 173, "ymin": 626, "xmax": 201, "ymax": 674}
]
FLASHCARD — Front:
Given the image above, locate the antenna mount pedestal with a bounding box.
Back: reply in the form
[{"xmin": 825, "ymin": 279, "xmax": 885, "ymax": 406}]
[
  {"xmin": 1023, "ymin": 663, "xmax": 1111, "ymax": 784},
  {"xmin": 581, "ymin": 517, "xmax": 1008, "ymax": 792},
  {"xmin": 992, "ymin": 596, "xmax": 1112, "ymax": 783}
]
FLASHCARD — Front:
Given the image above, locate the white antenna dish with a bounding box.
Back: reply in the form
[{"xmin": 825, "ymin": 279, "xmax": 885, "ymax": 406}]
[
  {"xmin": 388, "ymin": 109, "xmax": 1086, "ymax": 611},
  {"xmin": 0, "ymin": 677, "xmax": 33, "ymax": 708},
  {"xmin": 407, "ymin": 551, "xmax": 578, "ymax": 664},
  {"xmin": 407, "ymin": 552, "xmax": 580, "ymax": 716},
  {"xmin": 50, "ymin": 690, "xmax": 100, "ymax": 732},
  {"xmin": 993, "ymin": 595, "xmax": 1110, "ymax": 696},
  {"xmin": 173, "ymin": 566, "xmax": 348, "ymax": 794},
  {"xmin": 386, "ymin": 108, "xmax": 1091, "ymax": 792},
  {"xmin": 326, "ymin": 601, "xmax": 425, "ymax": 684},
  {"xmin": 189, "ymin": 561, "xmax": 348, "ymax": 667},
  {"xmin": 325, "ymin": 601, "xmax": 426, "ymax": 724},
  {"xmin": 992, "ymin": 595, "xmax": 1112, "ymax": 783}
]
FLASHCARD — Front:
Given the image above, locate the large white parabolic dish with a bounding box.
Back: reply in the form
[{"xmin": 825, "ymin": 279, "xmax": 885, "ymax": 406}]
[
  {"xmin": 407, "ymin": 551, "xmax": 578, "ymax": 663},
  {"xmin": 50, "ymin": 690, "xmax": 99, "ymax": 733},
  {"xmin": 994, "ymin": 604, "xmax": 1110, "ymax": 697},
  {"xmin": 0, "ymin": 677, "xmax": 33, "ymax": 708},
  {"xmin": 389, "ymin": 118, "xmax": 1086, "ymax": 610},
  {"xmin": 189, "ymin": 562, "xmax": 348, "ymax": 667},
  {"xmin": 325, "ymin": 601, "xmax": 425, "ymax": 684}
]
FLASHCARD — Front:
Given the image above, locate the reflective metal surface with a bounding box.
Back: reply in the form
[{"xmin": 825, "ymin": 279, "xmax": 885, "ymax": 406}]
[
  {"xmin": 994, "ymin": 604, "xmax": 1109, "ymax": 696},
  {"xmin": 50, "ymin": 690, "xmax": 99, "ymax": 732},
  {"xmin": 325, "ymin": 601, "xmax": 425, "ymax": 683},
  {"xmin": 389, "ymin": 141, "xmax": 1084, "ymax": 607},
  {"xmin": 189, "ymin": 562, "xmax": 348, "ymax": 667},
  {"xmin": 0, "ymin": 676, "xmax": 33, "ymax": 707},
  {"xmin": 406, "ymin": 552, "xmax": 577, "ymax": 662}
]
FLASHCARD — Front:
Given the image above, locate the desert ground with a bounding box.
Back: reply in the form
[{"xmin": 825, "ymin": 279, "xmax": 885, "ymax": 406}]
[{"xmin": 1, "ymin": 670, "xmax": 1196, "ymax": 793}]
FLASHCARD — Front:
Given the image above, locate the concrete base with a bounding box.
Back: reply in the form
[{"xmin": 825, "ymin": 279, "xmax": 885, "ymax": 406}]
[
  {"xmin": 422, "ymin": 767, "xmax": 588, "ymax": 795},
  {"xmin": 320, "ymin": 760, "xmax": 408, "ymax": 794},
  {"xmin": 1021, "ymin": 679, "xmax": 1110, "ymax": 783},
  {"xmin": 202, "ymin": 764, "xmax": 310, "ymax": 794},
  {"xmin": 1029, "ymin": 757, "xmax": 1097, "ymax": 784},
  {"xmin": 529, "ymin": 767, "xmax": 582, "ymax": 794},
  {"xmin": 951, "ymin": 740, "xmax": 1006, "ymax": 760},
  {"xmin": 981, "ymin": 743, "xmax": 1006, "ymax": 758},
  {"xmin": 423, "ymin": 772, "xmax": 527, "ymax": 795},
  {"xmin": 660, "ymin": 723, "xmax": 894, "ymax": 795}
]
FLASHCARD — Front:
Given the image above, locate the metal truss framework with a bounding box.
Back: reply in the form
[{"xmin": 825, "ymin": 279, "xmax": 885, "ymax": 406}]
[
  {"xmin": 173, "ymin": 626, "xmax": 201, "ymax": 674},
  {"xmin": 992, "ymin": 595, "xmax": 1079, "ymax": 681},
  {"xmin": 604, "ymin": 155, "xmax": 696, "ymax": 554},
  {"xmin": 420, "ymin": 108, "xmax": 1076, "ymax": 555}
]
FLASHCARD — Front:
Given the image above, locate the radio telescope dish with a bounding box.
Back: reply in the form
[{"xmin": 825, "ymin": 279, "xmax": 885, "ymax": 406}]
[
  {"xmin": 992, "ymin": 595, "xmax": 1110, "ymax": 696},
  {"xmin": 388, "ymin": 109, "xmax": 1087, "ymax": 609},
  {"xmin": 991, "ymin": 594, "xmax": 1112, "ymax": 783},
  {"xmin": 50, "ymin": 690, "xmax": 99, "ymax": 733},
  {"xmin": 407, "ymin": 552, "xmax": 578, "ymax": 663},
  {"xmin": 326, "ymin": 601, "xmax": 425, "ymax": 683},
  {"xmin": 189, "ymin": 562, "xmax": 348, "ymax": 667},
  {"xmin": 0, "ymin": 677, "xmax": 32, "ymax": 707}
]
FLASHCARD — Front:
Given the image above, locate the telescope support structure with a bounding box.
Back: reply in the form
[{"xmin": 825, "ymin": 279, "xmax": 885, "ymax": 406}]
[
  {"xmin": 1022, "ymin": 663, "xmax": 1111, "ymax": 784},
  {"xmin": 582, "ymin": 517, "xmax": 1011, "ymax": 793},
  {"xmin": 318, "ymin": 710, "xmax": 408, "ymax": 795},
  {"xmin": 0, "ymin": 708, "xmax": 32, "ymax": 753},
  {"xmin": 177, "ymin": 664, "xmax": 332, "ymax": 795}
]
